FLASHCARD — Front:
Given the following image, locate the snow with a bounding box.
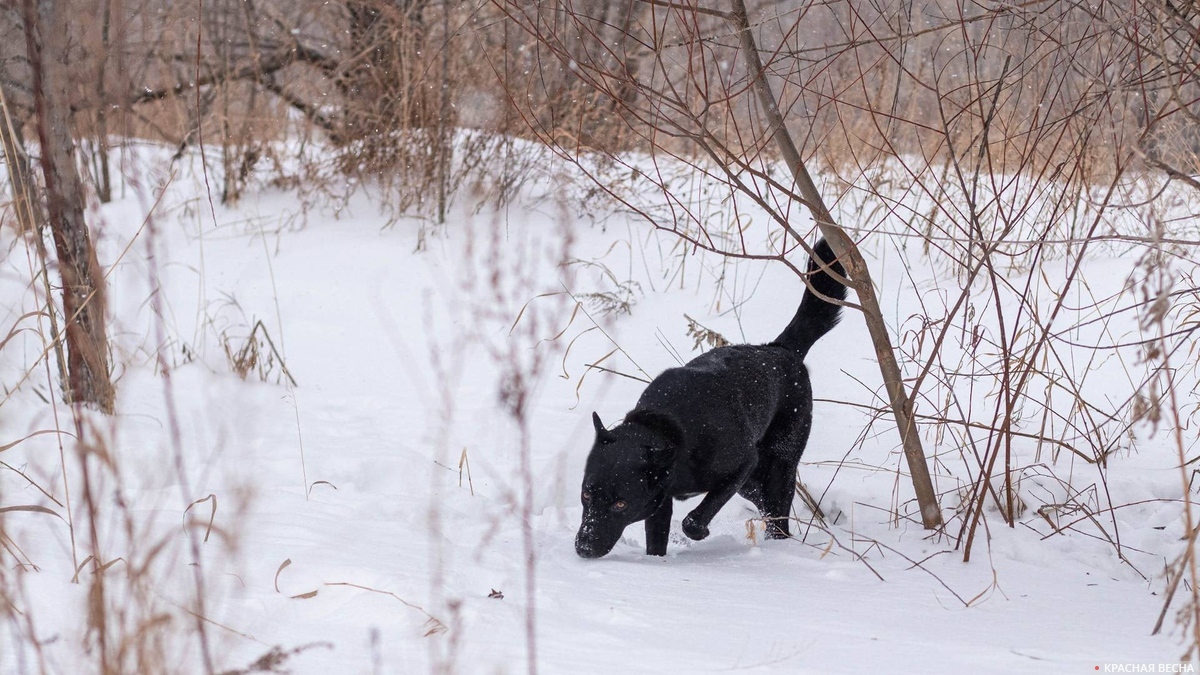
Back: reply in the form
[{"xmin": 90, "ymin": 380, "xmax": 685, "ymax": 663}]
[{"xmin": 0, "ymin": 143, "xmax": 1193, "ymax": 673}]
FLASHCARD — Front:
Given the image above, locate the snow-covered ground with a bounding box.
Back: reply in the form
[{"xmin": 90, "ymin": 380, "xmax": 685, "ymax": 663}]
[{"xmin": 0, "ymin": 145, "xmax": 1194, "ymax": 673}]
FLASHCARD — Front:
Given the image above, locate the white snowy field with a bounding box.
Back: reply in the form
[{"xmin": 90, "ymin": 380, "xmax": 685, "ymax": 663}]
[{"xmin": 0, "ymin": 144, "xmax": 1196, "ymax": 674}]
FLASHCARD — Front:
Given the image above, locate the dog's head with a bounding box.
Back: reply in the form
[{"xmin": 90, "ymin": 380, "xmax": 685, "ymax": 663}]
[{"xmin": 575, "ymin": 410, "xmax": 683, "ymax": 558}]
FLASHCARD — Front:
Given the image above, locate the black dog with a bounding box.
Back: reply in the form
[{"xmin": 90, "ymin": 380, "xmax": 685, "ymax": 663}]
[{"xmin": 575, "ymin": 239, "xmax": 847, "ymax": 558}]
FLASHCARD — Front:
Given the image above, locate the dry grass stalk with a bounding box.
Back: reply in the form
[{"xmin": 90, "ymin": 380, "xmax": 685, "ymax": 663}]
[
  {"xmin": 221, "ymin": 319, "xmax": 297, "ymax": 386},
  {"xmin": 683, "ymin": 314, "xmax": 730, "ymax": 352}
]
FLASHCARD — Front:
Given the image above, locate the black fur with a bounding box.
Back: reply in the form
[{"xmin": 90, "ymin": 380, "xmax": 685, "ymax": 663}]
[{"xmin": 575, "ymin": 239, "xmax": 848, "ymax": 558}]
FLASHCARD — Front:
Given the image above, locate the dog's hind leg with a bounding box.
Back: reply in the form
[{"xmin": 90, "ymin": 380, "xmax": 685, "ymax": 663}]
[
  {"xmin": 682, "ymin": 452, "xmax": 757, "ymax": 541},
  {"xmin": 739, "ymin": 456, "xmax": 792, "ymax": 538},
  {"xmin": 645, "ymin": 499, "xmax": 673, "ymax": 556},
  {"xmin": 756, "ymin": 405, "xmax": 811, "ymax": 539},
  {"xmin": 758, "ymin": 455, "xmax": 799, "ymax": 538}
]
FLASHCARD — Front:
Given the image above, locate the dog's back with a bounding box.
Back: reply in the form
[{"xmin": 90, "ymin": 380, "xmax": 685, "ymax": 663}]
[
  {"xmin": 630, "ymin": 344, "xmax": 808, "ymax": 491},
  {"xmin": 633, "ymin": 236, "xmax": 847, "ymax": 440}
]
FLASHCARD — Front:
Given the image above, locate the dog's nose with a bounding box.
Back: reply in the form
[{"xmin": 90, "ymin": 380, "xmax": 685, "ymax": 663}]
[
  {"xmin": 575, "ymin": 530, "xmax": 606, "ymax": 559},
  {"xmin": 575, "ymin": 541, "xmax": 605, "ymax": 558}
]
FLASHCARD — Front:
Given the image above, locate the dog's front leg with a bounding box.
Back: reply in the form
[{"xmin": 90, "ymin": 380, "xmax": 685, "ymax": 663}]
[
  {"xmin": 644, "ymin": 499, "xmax": 673, "ymax": 556},
  {"xmin": 682, "ymin": 455, "xmax": 757, "ymax": 541}
]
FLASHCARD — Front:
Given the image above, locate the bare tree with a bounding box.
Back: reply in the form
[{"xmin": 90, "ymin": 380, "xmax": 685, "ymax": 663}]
[{"xmin": 23, "ymin": 0, "xmax": 115, "ymax": 412}]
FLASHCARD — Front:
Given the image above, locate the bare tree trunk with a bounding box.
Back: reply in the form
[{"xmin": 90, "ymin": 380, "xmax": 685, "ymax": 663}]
[
  {"xmin": 23, "ymin": 0, "xmax": 116, "ymax": 413},
  {"xmin": 93, "ymin": 0, "xmax": 113, "ymax": 203},
  {"xmin": 727, "ymin": 0, "xmax": 942, "ymax": 529},
  {"xmin": 435, "ymin": 0, "xmax": 452, "ymax": 224}
]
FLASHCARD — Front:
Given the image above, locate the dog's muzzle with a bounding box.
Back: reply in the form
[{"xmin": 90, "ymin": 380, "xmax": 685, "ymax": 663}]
[
  {"xmin": 575, "ymin": 537, "xmax": 607, "ymax": 559},
  {"xmin": 575, "ymin": 520, "xmax": 620, "ymax": 559}
]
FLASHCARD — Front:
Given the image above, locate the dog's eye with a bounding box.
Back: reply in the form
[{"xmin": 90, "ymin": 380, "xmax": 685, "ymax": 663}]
[
  {"xmin": 612, "ymin": 500, "xmax": 628, "ymax": 512},
  {"xmin": 581, "ymin": 491, "xmax": 591, "ymax": 504}
]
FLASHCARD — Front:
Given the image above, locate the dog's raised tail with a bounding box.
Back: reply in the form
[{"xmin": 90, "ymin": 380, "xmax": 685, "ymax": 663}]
[{"xmin": 773, "ymin": 238, "xmax": 848, "ymax": 358}]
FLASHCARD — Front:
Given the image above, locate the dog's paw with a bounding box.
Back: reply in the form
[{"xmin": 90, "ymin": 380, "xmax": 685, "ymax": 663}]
[{"xmin": 682, "ymin": 514, "xmax": 710, "ymax": 541}]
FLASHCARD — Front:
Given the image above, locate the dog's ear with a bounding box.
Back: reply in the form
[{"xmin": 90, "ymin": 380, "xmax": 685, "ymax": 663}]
[
  {"xmin": 592, "ymin": 412, "xmax": 615, "ymax": 445},
  {"xmin": 624, "ymin": 410, "xmax": 684, "ymax": 454}
]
